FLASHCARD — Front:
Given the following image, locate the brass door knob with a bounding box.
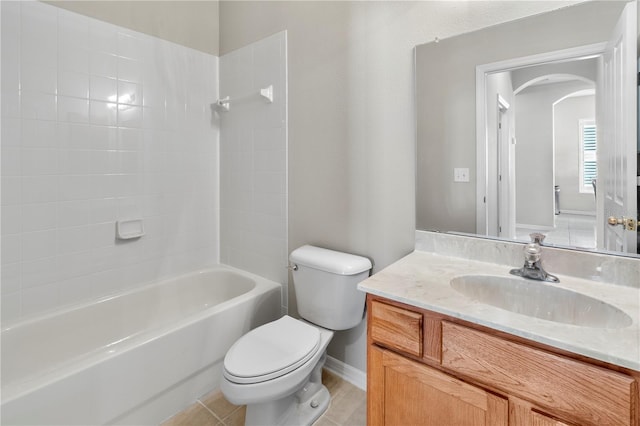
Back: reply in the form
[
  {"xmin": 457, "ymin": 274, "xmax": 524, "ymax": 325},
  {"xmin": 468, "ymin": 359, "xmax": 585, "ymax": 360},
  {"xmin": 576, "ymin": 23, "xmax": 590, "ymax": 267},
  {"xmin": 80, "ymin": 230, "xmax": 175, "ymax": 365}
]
[
  {"xmin": 608, "ymin": 216, "xmax": 638, "ymax": 231},
  {"xmin": 608, "ymin": 216, "xmax": 623, "ymax": 226}
]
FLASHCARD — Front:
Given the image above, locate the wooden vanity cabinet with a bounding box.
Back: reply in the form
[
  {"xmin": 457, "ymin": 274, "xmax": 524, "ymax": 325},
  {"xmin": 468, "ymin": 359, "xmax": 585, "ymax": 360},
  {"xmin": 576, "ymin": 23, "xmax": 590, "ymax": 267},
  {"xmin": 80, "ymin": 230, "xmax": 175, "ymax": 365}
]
[
  {"xmin": 367, "ymin": 295, "xmax": 639, "ymax": 426},
  {"xmin": 370, "ymin": 345, "xmax": 508, "ymax": 426}
]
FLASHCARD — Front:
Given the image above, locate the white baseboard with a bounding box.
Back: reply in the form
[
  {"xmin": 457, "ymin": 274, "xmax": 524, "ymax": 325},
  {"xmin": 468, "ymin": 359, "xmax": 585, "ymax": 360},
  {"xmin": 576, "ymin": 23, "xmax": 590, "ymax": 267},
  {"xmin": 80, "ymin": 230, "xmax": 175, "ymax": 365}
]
[
  {"xmin": 324, "ymin": 356, "xmax": 367, "ymax": 391},
  {"xmin": 516, "ymin": 223, "xmax": 553, "ymax": 231}
]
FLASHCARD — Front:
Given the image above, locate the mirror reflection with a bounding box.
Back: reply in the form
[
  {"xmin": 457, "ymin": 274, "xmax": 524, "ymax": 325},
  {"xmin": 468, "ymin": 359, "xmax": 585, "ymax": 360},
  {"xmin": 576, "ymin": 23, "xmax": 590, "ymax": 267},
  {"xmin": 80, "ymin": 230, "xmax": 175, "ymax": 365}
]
[{"xmin": 415, "ymin": 0, "xmax": 639, "ymax": 256}]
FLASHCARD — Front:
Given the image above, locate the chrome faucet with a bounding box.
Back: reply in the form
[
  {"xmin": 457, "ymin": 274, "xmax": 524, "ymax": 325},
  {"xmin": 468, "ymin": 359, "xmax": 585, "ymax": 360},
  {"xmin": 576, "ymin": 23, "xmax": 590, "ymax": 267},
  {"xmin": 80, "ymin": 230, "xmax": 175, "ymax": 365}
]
[{"xmin": 509, "ymin": 233, "xmax": 559, "ymax": 283}]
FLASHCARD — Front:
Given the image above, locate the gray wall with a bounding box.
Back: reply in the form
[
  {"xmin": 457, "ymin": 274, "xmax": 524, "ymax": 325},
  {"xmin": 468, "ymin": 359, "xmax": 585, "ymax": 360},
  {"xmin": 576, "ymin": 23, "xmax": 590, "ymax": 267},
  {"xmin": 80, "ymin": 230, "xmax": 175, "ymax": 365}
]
[
  {"xmin": 416, "ymin": 1, "xmax": 625, "ymax": 234},
  {"xmin": 515, "ymin": 81, "xmax": 594, "ymax": 227},
  {"xmin": 514, "ymin": 84, "xmax": 555, "ymax": 228},
  {"xmin": 46, "ymin": 1, "xmax": 220, "ymax": 55},
  {"xmin": 219, "ymin": 1, "xmax": 581, "ymax": 372}
]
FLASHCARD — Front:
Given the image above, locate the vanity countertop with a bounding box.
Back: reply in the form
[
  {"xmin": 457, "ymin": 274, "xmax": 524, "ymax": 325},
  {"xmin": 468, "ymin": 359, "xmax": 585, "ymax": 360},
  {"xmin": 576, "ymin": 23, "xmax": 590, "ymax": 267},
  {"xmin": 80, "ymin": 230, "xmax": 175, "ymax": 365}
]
[{"xmin": 358, "ymin": 250, "xmax": 640, "ymax": 371}]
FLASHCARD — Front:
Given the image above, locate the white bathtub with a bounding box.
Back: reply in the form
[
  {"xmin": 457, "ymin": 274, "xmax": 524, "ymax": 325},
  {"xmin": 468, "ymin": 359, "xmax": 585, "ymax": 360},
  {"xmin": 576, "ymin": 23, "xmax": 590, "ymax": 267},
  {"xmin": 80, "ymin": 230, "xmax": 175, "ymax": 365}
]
[{"xmin": 1, "ymin": 265, "xmax": 282, "ymax": 425}]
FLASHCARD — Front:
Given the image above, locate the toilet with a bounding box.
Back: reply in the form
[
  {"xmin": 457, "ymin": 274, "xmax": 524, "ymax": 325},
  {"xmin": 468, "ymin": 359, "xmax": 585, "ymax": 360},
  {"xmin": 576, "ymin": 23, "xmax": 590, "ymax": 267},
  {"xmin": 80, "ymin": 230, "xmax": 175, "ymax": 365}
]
[{"xmin": 220, "ymin": 245, "xmax": 372, "ymax": 426}]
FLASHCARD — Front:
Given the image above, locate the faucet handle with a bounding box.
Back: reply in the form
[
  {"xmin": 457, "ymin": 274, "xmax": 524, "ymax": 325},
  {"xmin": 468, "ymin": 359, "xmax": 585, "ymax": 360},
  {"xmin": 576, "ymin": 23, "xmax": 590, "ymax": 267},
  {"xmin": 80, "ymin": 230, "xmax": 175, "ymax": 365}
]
[
  {"xmin": 529, "ymin": 233, "xmax": 546, "ymax": 245},
  {"xmin": 523, "ymin": 242, "xmax": 541, "ymax": 264}
]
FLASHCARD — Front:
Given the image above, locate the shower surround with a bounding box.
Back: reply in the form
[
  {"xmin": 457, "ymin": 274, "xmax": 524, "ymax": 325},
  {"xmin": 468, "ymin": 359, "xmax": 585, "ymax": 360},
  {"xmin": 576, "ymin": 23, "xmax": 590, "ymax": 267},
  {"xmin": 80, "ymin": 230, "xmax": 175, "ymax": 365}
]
[
  {"xmin": 1, "ymin": 1, "xmax": 220, "ymax": 324},
  {"xmin": 219, "ymin": 31, "xmax": 289, "ymax": 314}
]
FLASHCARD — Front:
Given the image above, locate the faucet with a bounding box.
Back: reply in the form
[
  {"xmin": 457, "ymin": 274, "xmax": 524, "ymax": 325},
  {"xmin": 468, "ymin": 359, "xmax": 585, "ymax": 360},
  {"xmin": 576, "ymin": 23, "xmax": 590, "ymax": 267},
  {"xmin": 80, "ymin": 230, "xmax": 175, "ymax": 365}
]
[{"xmin": 509, "ymin": 233, "xmax": 559, "ymax": 283}]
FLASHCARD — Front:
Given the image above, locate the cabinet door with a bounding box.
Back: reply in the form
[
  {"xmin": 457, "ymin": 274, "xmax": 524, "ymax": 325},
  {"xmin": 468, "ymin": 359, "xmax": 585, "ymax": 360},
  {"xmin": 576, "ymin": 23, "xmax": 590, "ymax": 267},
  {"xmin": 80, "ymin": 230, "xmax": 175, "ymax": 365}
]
[{"xmin": 369, "ymin": 346, "xmax": 508, "ymax": 426}]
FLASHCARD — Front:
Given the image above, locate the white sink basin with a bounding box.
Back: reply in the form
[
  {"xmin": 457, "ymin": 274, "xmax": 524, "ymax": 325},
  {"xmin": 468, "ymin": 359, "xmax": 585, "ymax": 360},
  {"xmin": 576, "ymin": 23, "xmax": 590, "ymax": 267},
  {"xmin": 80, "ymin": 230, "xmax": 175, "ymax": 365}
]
[{"xmin": 450, "ymin": 275, "xmax": 632, "ymax": 328}]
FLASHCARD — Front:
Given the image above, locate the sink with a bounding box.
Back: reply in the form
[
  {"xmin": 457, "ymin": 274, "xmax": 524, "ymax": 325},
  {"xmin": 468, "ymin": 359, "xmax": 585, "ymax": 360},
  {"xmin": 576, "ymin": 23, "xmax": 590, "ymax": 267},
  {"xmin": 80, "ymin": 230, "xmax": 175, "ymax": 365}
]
[{"xmin": 450, "ymin": 275, "xmax": 632, "ymax": 328}]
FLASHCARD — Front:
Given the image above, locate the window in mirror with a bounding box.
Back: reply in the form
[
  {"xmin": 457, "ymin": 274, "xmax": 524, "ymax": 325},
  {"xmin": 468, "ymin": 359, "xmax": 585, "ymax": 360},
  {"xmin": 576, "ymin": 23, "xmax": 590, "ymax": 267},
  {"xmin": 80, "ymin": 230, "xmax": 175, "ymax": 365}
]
[{"xmin": 579, "ymin": 119, "xmax": 597, "ymax": 194}]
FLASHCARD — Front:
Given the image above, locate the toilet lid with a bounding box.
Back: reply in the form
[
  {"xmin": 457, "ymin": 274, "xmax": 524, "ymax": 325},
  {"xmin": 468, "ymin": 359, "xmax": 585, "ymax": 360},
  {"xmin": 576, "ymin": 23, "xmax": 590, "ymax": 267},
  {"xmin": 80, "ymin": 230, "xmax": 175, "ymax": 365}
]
[{"xmin": 224, "ymin": 316, "xmax": 321, "ymax": 384}]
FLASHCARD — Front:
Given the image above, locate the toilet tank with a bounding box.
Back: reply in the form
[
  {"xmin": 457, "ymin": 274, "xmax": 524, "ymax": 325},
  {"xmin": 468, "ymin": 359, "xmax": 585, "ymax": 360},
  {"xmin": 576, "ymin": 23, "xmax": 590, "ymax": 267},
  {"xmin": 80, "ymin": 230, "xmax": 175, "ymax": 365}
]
[{"xmin": 289, "ymin": 245, "xmax": 372, "ymax": 331}]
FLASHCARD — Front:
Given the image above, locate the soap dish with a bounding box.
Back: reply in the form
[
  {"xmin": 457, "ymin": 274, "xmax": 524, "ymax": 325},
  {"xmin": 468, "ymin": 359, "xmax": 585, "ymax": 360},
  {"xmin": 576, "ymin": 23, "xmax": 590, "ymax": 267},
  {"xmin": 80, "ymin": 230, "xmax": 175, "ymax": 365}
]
[{"xmin": 116, "ymin": 219, "xmax": 145, "ymax": 240}]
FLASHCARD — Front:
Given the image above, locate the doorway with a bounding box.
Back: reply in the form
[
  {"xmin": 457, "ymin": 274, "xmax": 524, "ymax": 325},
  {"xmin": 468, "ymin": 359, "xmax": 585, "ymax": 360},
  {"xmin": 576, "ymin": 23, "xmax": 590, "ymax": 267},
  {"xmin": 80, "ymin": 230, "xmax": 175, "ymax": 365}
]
[{"xmin": 476, "ymin": 2, "xmax": 637, "ymax": 254}]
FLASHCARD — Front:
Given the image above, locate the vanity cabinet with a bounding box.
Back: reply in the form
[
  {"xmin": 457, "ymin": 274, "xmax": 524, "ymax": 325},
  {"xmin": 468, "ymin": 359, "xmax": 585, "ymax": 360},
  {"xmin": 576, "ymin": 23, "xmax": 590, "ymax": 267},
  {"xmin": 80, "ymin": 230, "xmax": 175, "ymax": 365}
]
[
  {"xmin": 367, "ymin": 295, "xmax": 639, "ymax": 426},
  {"xmin": 370, "ymin": 346, "xmax": 508, "ymax": 425}
]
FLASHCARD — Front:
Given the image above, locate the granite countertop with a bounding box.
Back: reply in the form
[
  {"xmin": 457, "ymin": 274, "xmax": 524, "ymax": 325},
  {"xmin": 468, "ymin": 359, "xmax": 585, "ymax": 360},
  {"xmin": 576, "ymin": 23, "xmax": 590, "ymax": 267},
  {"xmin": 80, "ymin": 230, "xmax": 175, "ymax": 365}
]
[{"xmin": 358, "ymin": 250, "xmax": 640, "ymax": 371}]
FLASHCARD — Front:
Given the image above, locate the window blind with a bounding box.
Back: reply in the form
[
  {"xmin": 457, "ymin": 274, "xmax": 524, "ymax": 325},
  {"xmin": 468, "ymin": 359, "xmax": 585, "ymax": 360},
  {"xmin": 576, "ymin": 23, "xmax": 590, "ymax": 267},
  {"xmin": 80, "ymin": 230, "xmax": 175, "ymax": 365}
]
[{"xmin": 581, "ymin": 122, "xmax": 597, "ymax": 189}]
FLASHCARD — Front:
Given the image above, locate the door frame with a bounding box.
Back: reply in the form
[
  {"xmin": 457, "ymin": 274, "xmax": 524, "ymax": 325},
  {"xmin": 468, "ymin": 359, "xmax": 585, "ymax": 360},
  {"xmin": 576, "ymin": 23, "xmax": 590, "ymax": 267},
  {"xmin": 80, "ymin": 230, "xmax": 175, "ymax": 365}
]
[
  {"xmin": 496, "ymin": 94, "xmax": 513, "ymax": 238},
  {"xmin": 475, "ymin": 42, "xmax": 607, "ymax": 235}
]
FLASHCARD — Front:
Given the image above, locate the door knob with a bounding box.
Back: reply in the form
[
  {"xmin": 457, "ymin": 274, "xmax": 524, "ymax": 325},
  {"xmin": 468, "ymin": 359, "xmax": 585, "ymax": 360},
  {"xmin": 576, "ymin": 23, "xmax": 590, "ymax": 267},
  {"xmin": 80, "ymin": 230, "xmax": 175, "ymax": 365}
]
[
  {"xmin": 607, "ymin": 216, "xmax": 623, "ymax": 226},
  {"xmin": 607, "ymin": 216, "xmax": 637, "ymax": 231}
]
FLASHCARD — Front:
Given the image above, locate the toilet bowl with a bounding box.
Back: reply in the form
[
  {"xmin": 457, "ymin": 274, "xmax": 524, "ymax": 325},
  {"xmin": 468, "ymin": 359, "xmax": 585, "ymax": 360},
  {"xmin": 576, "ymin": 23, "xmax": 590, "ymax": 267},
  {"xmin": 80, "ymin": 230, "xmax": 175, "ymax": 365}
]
[
  {"xmin": 221, "ymin": 316, "xmax": 334, "ymax": 425},
  {"xmin": 221, "ymin": 245, "xmax": 372, "ymax": 426}
]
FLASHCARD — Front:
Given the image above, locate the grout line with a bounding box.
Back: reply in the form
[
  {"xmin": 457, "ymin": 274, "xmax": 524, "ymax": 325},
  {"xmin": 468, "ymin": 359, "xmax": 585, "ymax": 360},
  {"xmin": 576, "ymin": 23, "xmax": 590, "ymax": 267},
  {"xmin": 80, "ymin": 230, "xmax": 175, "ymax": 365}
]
[
  {"xmin": 196, "ymin": 400, "xmax": 225, "ymax": 423},
  {"xmin": 220, "ymin": 405, "xmax": 243, "ymax": 424}
]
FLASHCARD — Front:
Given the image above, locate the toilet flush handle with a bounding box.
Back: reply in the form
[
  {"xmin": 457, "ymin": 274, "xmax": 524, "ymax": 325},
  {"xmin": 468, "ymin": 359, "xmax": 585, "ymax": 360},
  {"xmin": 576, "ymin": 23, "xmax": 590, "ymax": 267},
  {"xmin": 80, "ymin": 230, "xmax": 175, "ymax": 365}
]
[{"xmin": 287, "ymin": 264, "xmax": 298, "ymax": 271}]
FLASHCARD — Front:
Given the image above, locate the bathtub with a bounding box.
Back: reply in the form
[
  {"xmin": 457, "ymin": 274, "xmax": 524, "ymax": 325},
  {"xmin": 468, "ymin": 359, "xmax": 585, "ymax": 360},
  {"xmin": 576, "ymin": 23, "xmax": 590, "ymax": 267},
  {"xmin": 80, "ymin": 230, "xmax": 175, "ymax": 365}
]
[{"xmin": 1, "ymin": 265, "xmax": 282, "ymax": 425}]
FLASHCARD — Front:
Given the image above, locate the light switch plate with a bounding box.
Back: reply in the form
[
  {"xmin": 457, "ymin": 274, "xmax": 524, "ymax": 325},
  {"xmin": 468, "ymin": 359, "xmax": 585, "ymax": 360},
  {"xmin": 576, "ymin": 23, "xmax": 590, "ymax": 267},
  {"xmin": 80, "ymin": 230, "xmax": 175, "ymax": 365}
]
[{"xmin": 454, "ymin": 168, "xmax": 470, "ymax": 182}]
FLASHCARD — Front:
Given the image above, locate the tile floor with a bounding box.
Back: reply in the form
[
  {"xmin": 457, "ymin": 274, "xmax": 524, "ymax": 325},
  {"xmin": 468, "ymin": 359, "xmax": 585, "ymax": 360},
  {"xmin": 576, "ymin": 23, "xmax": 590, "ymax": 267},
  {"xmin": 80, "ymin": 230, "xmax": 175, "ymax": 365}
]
[
  {"xmin": 160, "ymin": 370, "xmax": 366, "ymax": 426},
  {"xmin": 516, "ymin": 213, "xmax": 596, "ymax": 249}
]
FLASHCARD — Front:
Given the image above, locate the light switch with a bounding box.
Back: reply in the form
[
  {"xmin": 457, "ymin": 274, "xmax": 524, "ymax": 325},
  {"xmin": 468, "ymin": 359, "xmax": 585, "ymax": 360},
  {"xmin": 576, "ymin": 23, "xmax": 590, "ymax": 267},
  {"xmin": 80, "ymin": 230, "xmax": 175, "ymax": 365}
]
[{"xmin": 454, "ymin": 168, "xmax": 470, "ymax": 182}]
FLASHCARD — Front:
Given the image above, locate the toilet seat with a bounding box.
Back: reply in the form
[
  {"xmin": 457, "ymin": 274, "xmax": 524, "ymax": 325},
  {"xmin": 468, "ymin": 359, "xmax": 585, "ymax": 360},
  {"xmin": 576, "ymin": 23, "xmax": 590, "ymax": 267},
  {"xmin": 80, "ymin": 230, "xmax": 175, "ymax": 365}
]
[{"xmin": 223, "ymin": 316, "xmax": 321, "ymax": 384}]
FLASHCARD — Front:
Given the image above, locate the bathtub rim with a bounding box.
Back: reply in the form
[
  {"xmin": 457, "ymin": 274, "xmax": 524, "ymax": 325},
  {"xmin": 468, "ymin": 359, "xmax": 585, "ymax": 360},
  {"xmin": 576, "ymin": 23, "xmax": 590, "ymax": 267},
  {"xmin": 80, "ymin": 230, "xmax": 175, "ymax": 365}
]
[
  {"xmin": 2, "ymin": 264, "xmax": 279, "ymax": 332},
  {"xmin": 1, "ymin": 264, "xmax": 283, "ymax": 404}
]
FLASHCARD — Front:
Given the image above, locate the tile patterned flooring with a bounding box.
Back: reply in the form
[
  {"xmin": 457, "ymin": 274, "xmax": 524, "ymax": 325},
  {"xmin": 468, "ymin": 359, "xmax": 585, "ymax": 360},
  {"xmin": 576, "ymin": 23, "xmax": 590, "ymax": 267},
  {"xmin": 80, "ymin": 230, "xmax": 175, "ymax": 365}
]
[
  {"xmin": 160, "ymin": 370, "xmax": 366, "ymax": 426},
  {"xmin": 516, "ymin": 213, "xmax": 596, "ymax": 249}
]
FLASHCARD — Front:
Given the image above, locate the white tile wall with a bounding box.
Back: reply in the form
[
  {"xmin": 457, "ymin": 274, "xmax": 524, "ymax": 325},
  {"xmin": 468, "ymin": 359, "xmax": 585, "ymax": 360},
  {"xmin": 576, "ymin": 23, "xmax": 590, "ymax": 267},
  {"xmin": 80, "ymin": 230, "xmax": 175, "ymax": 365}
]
[
  {"xmin": 219, "ymin": 32, "xmax": 288, "ymax": 313},
  {"xmin": 1, "ymin": 1, "xmax": 220, "ymax": 324}
]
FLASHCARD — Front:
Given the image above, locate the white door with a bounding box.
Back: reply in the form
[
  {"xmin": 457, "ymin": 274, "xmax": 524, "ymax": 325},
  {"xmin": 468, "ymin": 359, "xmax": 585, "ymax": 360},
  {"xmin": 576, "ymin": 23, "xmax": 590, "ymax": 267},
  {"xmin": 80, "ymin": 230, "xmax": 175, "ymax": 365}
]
[
  {"xmin": 596, "ymin": 0, "xmax": 638, "ymax": 253},
  {"xmin": 497, "ymin": 95, "xmax": 515, "ymax": 239}
]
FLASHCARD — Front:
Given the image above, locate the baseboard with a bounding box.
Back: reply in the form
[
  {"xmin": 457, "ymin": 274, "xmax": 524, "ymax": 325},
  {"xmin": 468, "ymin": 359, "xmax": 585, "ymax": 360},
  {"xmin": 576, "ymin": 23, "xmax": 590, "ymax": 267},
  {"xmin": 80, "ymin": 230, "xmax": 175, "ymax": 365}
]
[
  {"xmin": 516, "ymin": 223, "xmax": 553, "ymax": 231},
  {"xmin": 324, "ymin": 356, "xmax": 367, "ymax": 391}
]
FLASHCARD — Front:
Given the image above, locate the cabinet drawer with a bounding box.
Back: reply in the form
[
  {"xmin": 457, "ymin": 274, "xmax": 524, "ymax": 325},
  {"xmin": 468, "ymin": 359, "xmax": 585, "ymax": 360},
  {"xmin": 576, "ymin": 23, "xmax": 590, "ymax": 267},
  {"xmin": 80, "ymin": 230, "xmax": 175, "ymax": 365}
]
[
  {"xmin": 370, "ymin": 301, "xmax": 422, "ymax": 357},
  {"xmin": 442, "ymin": 322, "xmax": 636, "ymax": 426}
]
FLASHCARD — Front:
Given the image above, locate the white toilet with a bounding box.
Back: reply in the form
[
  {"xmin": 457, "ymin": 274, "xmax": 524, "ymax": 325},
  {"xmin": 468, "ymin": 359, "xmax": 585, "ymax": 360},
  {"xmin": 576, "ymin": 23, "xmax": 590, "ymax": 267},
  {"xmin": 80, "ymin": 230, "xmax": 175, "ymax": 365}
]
[{"xmin": 220, "ymin": 245, "xmax": 372, "ymax": 426}]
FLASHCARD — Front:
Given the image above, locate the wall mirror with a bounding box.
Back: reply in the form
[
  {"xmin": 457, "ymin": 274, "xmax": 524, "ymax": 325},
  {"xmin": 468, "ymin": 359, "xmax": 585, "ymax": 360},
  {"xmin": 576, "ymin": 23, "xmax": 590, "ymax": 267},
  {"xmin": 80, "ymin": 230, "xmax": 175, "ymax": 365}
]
[{"xmin": 416, "ymin": 0, "xmax": 639, "ymax": 256}]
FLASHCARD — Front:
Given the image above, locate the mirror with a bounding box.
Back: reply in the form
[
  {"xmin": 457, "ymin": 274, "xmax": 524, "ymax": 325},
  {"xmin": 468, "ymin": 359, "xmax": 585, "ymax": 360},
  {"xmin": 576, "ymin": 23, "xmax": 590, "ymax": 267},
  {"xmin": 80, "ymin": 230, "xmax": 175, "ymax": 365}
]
[{"xmin": 416, "ymin": 0, "xmax": 639, "ymax": 256}]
